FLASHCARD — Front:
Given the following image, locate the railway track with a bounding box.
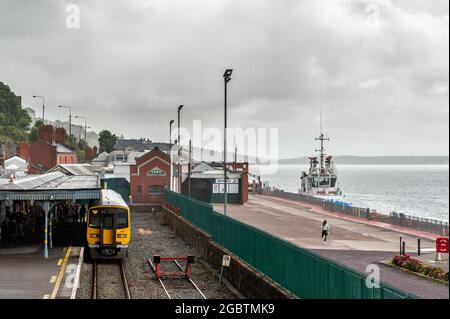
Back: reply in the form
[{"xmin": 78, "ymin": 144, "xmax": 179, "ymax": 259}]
[
  {"xmin": 148, "ymin": 258, "xmax": 207, "ymax": 299},
  {"xmin": 92, "ymin": 260, "xmax": 131, "ymax": 299}
]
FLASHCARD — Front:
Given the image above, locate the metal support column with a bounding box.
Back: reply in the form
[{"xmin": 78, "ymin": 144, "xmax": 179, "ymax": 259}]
[
  {"xmin": 49, "ymin": 211, "xmax": 53, "ymax": 249},
  {"xmin": 42, "ymin": 201, "xmax": 50, "ymax": 258}
]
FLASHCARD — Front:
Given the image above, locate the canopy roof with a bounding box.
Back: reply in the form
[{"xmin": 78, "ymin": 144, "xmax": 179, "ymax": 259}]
[{"xmin": 0, "ymin": 172, "xmax": 101, "ymax": 201}]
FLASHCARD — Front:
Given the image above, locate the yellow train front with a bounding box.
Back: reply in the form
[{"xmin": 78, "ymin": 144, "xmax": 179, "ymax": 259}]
[{"xmin": 87, "ymin": 189, "xmax": 131, "ymax": 259}]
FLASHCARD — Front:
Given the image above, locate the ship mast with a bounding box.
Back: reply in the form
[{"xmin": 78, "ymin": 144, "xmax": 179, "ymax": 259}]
[{"xmin": 315, "ymin": 96, "xmax": 329, "ymax": 169}]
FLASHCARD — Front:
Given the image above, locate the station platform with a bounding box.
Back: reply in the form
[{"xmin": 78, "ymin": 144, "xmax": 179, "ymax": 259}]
[
  {"xmin": 214, "ymin": 194, "xmax": 449, "ymax": 299},
  {"xmin": 0, "ymin": 245, "xmax": 80, "ymax": 299}
]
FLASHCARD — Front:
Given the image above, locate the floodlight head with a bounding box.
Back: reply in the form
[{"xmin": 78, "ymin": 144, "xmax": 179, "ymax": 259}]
[
  {"xmin": 178, "ymin": 105, "xmax": 184, "ymax": 112},
  {"xmin": 170, "ymin": 120, "xmax": 175, "ymax": 125},
  {"xmin": 224, "ymin": 69, "xmax": 233, "ymax": 78}
]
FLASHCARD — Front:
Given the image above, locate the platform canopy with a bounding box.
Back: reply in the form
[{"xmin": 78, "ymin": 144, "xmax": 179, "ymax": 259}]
[{"xmin": 0, "ymin": 172, "xmax": 101, "ymax": 201}]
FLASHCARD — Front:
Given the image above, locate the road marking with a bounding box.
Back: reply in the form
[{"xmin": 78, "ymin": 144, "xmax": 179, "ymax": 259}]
[
  {"xmin": 57, "ymin": 259, "xmax": 63, "ymax": 266},
  {"xmin": 50, "ymin": 246, "xmax": 72, "ymax": 299},
  {"xmin": 70, "ymin": 247, "xmax": 84, "ymax": 299},
  {"xmin": 43, "ymin": 294, "xmax": 50, "ymax": 299},
  {"xmin": 50, "ymin": 276, "xmax": 57, "ymax": 284}
]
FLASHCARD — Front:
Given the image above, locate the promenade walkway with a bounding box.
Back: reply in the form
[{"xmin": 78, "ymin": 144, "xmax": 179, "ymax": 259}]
[{"xmin": 213, "ymin": 194, "xmax": 449, "ymax": 299}]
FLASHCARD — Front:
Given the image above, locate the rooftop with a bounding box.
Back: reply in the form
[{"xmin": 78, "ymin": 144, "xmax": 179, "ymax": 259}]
[
  {"xmin": 48, "ymin": 164, "xmax": 98, "ymax": 176},
  {"xmin": 115, "ymin": 139, "xmax": 171, "ymax": 153},
  {"xmin": 0, "ymin": 172, "xmax": 100, "ymax": 201}
]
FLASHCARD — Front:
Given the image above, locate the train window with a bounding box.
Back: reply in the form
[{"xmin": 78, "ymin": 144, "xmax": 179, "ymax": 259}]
[
  {"xmin": 103, "ymin": 215, "xmax": 114, "ymax": 229},
  {"xmin": 89, "ymin": 214, "xmax": 100, "ymax": 228},
  {"xmin": 116, "ymin": 210, "xmax": 128, "ymax": 229}
]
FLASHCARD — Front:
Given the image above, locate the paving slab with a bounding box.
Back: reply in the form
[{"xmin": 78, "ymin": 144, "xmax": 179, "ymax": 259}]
[{"xmin": 0, "ymin": 246, "xmax": 67, "ymax": 299}]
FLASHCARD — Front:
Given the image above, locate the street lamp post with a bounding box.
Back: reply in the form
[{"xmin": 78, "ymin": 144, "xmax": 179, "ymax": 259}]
[
  {"xmin": 177, "ymin": 105, "xmax": 184, "ymax": 193},
  {"xmin": 58, "ymin": 105, "xmax": 72, "ymax": 138},
  {"xmin": 33, "ymin": 95, "xmax": 45, "ymax": 123},
  {"xmin": 223, "ymin": 69, "xmax": 233, "ymax": 217},
  {"xmin": 75, "ymin": 115, "xmax": 88, "ymax": 142},
  {"xmin": 169, "ymin": 120, "xmax": 175, "ymax": 191}
]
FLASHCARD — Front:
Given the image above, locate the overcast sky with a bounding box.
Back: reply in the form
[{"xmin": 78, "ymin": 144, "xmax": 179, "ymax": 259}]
[{"xmin": 0, "ymin": 0, "xmax": 448, "ymax": 158}]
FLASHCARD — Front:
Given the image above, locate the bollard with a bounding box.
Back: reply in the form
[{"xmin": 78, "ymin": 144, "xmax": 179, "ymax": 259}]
[
  {"xmin": 417, "ymin": 239, "xmax": 421, "ymax": 256},
  {"xmin": 399, "ymin": 237, "xmax": 402, "ymax": 255},
  {"xmin": 402, "ymin": 241, "xmax": 406, "ymax": 256}
]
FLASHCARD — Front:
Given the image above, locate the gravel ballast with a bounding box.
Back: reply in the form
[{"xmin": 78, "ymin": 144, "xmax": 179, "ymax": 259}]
[{"xmin": 76, "ymin": 211, "xmax": 236, "ymax": 299}]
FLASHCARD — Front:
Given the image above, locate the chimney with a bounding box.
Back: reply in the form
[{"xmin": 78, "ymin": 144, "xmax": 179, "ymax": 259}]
[
  {"xmin": 55, "ymin": 127, "xmax": 66, "ymax": 144},
  {"xmin": 39, "ymin": 125, "xmax": 56, "ymax": 144}
]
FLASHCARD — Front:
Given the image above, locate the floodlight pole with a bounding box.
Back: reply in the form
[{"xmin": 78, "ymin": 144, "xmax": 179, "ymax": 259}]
[
  {"xmin": 223, "ymin": 69, "xmax": 233, "ymax": 217},
  {"xmin": 177, "ymin": 105, "xmax": 184, "ymax": 193},
  {"xmin": 33, "ymin": 95, "xmax": 45, "ymax": 123},
  {"xmin": 169, "ymin": 120, "xmax": 175, "ymax": 191}
]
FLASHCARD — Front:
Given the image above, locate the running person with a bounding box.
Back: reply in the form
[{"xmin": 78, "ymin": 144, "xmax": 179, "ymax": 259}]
[{"xmin": 321, "ymin": 220, "xmax": 330, "ymax": 244}]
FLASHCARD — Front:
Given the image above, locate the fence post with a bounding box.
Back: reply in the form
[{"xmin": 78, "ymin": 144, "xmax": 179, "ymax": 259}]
[{"xmin": 417, "ymin": 239, "xmax": 421, "ymax": 256}]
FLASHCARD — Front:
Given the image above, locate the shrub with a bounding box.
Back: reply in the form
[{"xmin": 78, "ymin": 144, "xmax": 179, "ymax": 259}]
[{"xmin": 392, "ymin": 255, "xmax": 449, "ymax": 282}]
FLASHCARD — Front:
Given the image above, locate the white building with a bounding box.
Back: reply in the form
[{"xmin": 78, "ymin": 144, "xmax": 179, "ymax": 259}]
[{"xmin": 2, "ymin": 156, "xmax": 28, "ymax": 178}]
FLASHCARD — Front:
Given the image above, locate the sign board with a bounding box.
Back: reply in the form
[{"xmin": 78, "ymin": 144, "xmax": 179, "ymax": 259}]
[
  {"xmin": 216, "ymin": 178, "xmax": 239, "ymax": 184},
  {"xmin": 147, "ymin": 167, "xmax": 167, "ymax": 177},
  {"xmin": 213, "ymin": 183, "xmax": 239, "ymax": 194},
  {"xmin": 222, "ymin": 255, "xmax": 231, "ymax": 267},
  {"xmin": 436, "ymin": 238, "xmax": 449, "ymax": 253}
]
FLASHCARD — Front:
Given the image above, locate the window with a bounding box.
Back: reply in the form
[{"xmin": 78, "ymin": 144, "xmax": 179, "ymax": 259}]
[
  {"xmin": 103, "ymin": 215, "xmax": 114, "ymax": 229},
  {"xmin": 88, "ymin": 208, "xmax": 128, "ymax": 229},
  {"xmin": 331, "ymin": 178, "xmax": 337, "ymax": 187},
  {"xmin": 137, "ymin": 185, "xmax": 142, "ymax": 194},
  {"xmin": 149, "ymin": 185, "xmax": 164, "ymax": 194},
  {"xmin": 319, "ymin": 178, "xmax": 330, "ymax": 186},
  {"xmin": 88, "ymin": 214, "xmax": 100, "ymax": 228},
  {"xmin": 116, "ymin": 211, "xmax": 128, "ymax": 229}
]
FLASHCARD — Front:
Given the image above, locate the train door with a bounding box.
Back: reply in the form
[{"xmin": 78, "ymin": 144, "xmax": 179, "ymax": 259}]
[{"xmin": 100, "ymin": 212, "xmax": 115, "ymax": 245}]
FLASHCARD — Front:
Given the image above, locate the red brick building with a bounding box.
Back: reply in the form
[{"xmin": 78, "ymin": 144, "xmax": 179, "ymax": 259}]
[
  {"xmin": 84, "ymin": 146, "xmax": 98, "ymax": 161},
  {"xmin": 19, "ymin": 125, "xmax": 77, "ymax": 174},
  {"xmin": 130, "ymin": 147, "xmax": 171, "ymax": 205}
]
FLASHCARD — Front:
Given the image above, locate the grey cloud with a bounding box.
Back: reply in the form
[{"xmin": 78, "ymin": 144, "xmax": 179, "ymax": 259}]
[{"xmin": 0, "ymin": 0, "xmax": 448, "ymax": 158}]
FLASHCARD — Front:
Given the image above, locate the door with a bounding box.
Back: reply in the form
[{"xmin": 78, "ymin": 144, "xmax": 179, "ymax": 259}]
[{"xmin": 101, "ymin": 213, "xmax": 115, "ymax": 245}]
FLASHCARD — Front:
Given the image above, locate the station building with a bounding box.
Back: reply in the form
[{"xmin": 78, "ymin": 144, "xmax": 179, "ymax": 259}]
[
  {"xmin": 181, "ymin": 161, "xmax": 249, "ymax": 204},
  {"xmin": 130, "ymin": 147, "xmax": 171, "ymax": 205}
]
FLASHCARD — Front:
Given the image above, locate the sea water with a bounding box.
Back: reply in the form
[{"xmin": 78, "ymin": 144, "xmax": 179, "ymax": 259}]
[{"xmin": 251, "ymin": 164, "xmax": 449, "ymax": 222}]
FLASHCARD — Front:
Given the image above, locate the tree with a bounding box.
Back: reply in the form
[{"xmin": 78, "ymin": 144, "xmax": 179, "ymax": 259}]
[
  {"xmin": 0, "ymin": 81, "xmax": 32, "ymax": 144},
  {"xmin": 29, "ymin": 119, "xmax": 44, "ymax": 142},
  {"xmin": 99, "ymin": 130, "xmax": 118, "ymax": 153}
]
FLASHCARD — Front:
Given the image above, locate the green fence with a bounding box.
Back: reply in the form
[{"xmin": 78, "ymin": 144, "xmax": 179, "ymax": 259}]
[{"xmin": 164, "ymin": 190, "xmax": 411, "ymax": 299}]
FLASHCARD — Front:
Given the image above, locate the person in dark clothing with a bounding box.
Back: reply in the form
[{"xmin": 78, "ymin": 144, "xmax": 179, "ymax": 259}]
[
  {"xmin": 79, "ymin": 205, "xmax": 87, "ymax": 223},
  {"xmin": 321, "ymin": 220, "xmax": 330, "ymax": 244}
]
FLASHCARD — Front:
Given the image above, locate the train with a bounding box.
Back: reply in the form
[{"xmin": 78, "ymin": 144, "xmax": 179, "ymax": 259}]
[{"xmin": 86, "ymin": 189, "xmax": 131, "ymax": 259}]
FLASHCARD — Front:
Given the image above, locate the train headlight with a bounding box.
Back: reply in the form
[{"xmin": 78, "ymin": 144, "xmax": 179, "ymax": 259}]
[{"xmin": 90, "ymin": 234, "xmax": 99, "ymax": 238}]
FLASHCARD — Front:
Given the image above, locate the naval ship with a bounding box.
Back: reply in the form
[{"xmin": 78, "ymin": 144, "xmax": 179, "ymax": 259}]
[{"xmin": 299, "ymin": 125, "xmax": 345, "ymax": 202}]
